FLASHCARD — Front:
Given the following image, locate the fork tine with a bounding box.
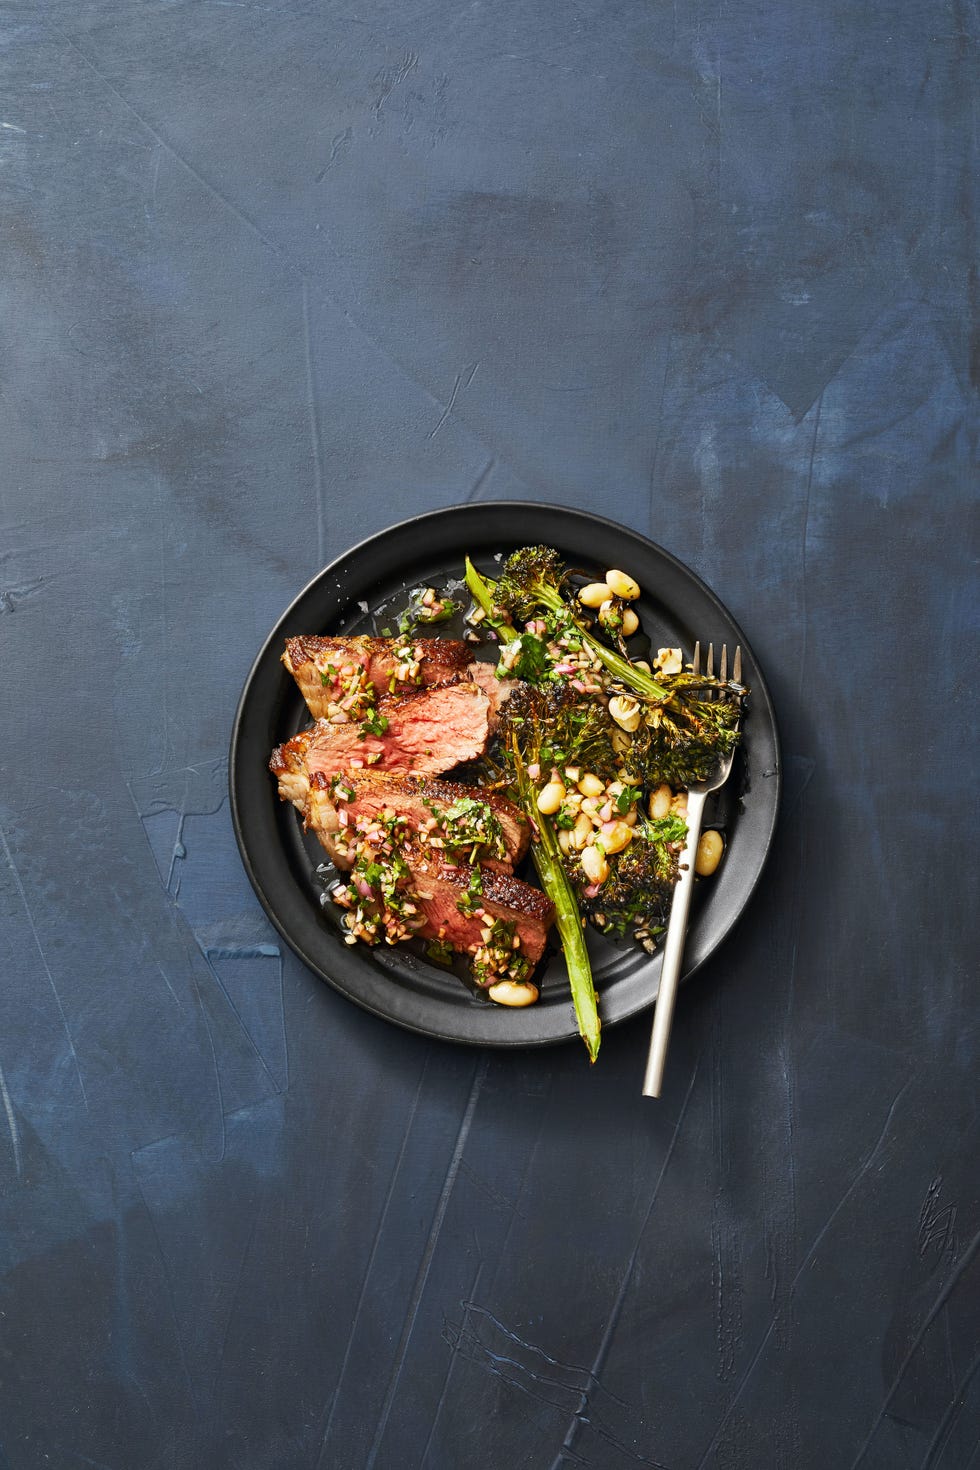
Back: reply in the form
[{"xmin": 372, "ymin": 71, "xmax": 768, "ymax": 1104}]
[
  {"xmin": 733, "ymin": 646, "xmax": 742, "ymax": 684},
  {"xmin": 692, "ymin": 639, "xmax": 701, "ymax": 677},
  {"xmin": 706, "ymin": 642, "xmax": 714, "ymax": 679},
  {"xmin": 719, "ymin": 644, "xmax": 728, "ymax": 682}
]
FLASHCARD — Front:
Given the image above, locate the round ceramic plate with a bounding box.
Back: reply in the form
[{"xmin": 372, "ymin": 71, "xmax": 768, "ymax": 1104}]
[{"xmin": 229, "ymin": 503, "xmax": 781, "ymax": 1049}]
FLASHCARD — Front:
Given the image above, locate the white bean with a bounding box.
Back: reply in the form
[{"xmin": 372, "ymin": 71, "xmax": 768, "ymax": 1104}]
[
  {"xmin": 695, "ymin": 829, "xmax": 724, "ymax": 876},
  {"xmin": 537, "ymin": 780, "xmax": 566, "ymax": 815},
  {"xmin": 621, "ymin": 608, "xmax": 640, "ymax": 637},
  {"xmin": 572, "ymin": 813, "xmax": 593, "ymax": 849},
  {"xmin": 578, "ymin": 582, "xmax": 612, "ymax": 608},
  {"xmin": 601, "ymin": 821, "xmax": 633, "ymax": 855},
  {"xmin": 648, "ymin": 783, "xmax": 672, "ymax": 820},
  {"xmin": 488, "ymin": 980, "xmax": 540, "ymax": 1007},
  {"xmin": 581, "ymin": 846, "xmax": 609, "ymax": 884},
  {"xmin": 606, "ymin": 569, "xmax": 640, "ymax": 600},
  {"xmin": 609, "ymin": 695, "xmax": 642, "ymax": 732},
  {"xmin": 577, "ymin": 772, "xmax": 605, "ymax": 798}
]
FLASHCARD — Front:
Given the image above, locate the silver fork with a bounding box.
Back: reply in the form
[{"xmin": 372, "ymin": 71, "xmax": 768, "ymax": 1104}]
[{"xmin": 642, "ymin": 642, "xmax": 742, "ymax": 1098}]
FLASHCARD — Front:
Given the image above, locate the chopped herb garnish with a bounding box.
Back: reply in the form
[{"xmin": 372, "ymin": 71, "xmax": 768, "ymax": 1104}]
[
  {"xmin": 615, "ymin": 785, "xmax": 642, "ymax": 815},
  {"xmin": 359, "ymin": 708, "xmax": 390, "ymax": 737}
]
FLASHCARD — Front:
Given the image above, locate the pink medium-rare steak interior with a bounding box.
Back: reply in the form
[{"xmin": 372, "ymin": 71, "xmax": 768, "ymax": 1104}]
[
  {"xmin": 411, "ymin": 864, "xmax": 555, "ymax": 967},
  {"xmin": 269, "ymin": 680, "xmax": 492, "ymax": 797}
]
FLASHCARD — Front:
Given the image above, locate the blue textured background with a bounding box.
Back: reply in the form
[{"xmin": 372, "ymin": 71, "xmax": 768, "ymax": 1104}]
[{"xmin": 1, "ymin": 2, "xmax": 977, "ymax": 1467}]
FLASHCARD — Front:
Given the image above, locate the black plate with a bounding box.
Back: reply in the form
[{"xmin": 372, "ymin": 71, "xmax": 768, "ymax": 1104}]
[{"xmin": 229, "ymin": 503, "xmax": 780, "ymax": 1049}]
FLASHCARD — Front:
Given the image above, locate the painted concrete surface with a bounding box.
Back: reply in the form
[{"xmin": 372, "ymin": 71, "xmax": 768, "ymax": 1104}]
[{"xmin": 0, "ymin": 2, "xmax": 976, "ymax": 1466}]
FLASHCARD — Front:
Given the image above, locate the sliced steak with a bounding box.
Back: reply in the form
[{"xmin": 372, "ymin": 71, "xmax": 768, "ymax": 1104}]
[
  {"xmin": 466, "ymin": 660, "xmax": 515, "ymax": 731},
  {"xmin": 282, "ymin": 635, "xmax": 471, "ymax": 720},
  {"xmin": 269, "ymin": 679, "xmax": 492, "ymax": 801},
  {"xmin": 305, "ymin": 771, "xmax": 529, "ymax": 871},
  {"xmin": 414, "ymin": 864, "xmax": 555, "ymax": 970},
  {"xmin": 333, "ymin": 854, "xmax": 555, "ymax": 981}
]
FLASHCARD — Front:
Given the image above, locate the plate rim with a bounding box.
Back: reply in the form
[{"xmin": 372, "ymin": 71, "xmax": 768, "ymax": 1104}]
[{"xmin": 229, "ymin": 500, "xmax": 782, "ymax": 1049}]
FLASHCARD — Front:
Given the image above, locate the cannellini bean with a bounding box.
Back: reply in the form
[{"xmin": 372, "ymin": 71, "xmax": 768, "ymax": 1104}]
[
  {"xmin": 621, "ymin": 608, "xmax": 640, "ymax": 637},
  {"xmin": 648, "ymin": 783, "xmax": 673, "ymax": 820},
  {"xmin": 488, "ymin": 980, "xmax": 540, "ymax": 1007},
  {"xmin": 572, "ymin": 813, "xmax": 593, "ymax": 849},
  {"xmin": 578, "ymin": 582, "xmax": 612, "ymax": 608},
  {"xmin": 695, "ymin": 829, "xmax": 724, "ymax": 876},
  {"xmin": 558, "ymin": 828, "xmax": 573, "ymax": 855},
  {"xmin": 536, "ymin": 779, "xmax": 566, "ymax": 815},
  {"xmin": 581, "ymin": 845, "xmax": 609, "ymax": 884},
  {"xmin": 672, "ymin": 791, "xmax": 688, "ymax": 815},
  {"xmin": 606, "ymin": 569, "xmax": 640, "ymax": 600},
  {"xmin": 609, "ymin": 695, "xmax": 642, "ymax": 732},
  {"xmin": 577, "ymin": 772, "xmax": 604, "ymax": 798},
  {"xmin": 654, "ymin": 647, "xmax": 684, "ymax": 676},
  {"xmin": 633, "ymin": 659, "xmax": 652, "ymax": 674},
  {"xmin": 601, "ymin": 821, "xmax": 633, "ymax": 854}
]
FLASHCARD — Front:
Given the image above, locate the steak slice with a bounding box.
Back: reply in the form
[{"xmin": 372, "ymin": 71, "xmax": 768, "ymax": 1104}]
[
  {"xmin": 269, "ymin": 679, "xmax": 492, "ymax": 803},
  {"xmin": 414, "ymin": 864, "xmax": 555, "ymax": 971},
  {"xmin": 466, "ymin": 659, "xmax": 515, "ymax": 732},
  {"xmin": 282, "ymin": 635, "xmax": 471, "ymax": 720},
  {"xmin": 333, "ymin": 854, "xmax": 555, "ymax": 981},
  {"xmin": 305, "ymin": 771, "xmax": 529, "ymax": 872}
]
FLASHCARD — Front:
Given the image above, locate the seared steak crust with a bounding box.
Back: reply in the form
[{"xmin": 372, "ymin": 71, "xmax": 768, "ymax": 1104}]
[{"xmin": 283, "ymin": 635, "xmax": 471, "ymax": 720}]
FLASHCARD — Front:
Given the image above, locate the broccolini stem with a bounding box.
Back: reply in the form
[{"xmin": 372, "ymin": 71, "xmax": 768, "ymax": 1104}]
[
  {"xmin": 464, "ymin": 558, "xmax": 518, "ymax": 645},
  {"xmin": 527, "ymin": 581, "xmax": 672, "ymax": 700},
  {"xmin": 511, "ymin": 740, "xmax": 600, "ymax": 1063}
]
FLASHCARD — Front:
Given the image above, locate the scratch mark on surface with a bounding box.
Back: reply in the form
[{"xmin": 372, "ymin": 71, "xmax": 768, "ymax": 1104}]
[
  {"xmin": 0, "ymin": 578, "xmax": 46, "ymax": 613},
  {"xmin": 315, "ymin": 126, "xmax": 352, "ymax": 182},
  {"xmin": 302, "ymin": 279, "xmax": 327, "ymax": 567},
  {"xmin": 551, "ymin": 1057, "xmax": 701, "ymax": 1470},
  {"xmin": 373, "ymin": 51, "xmax": 419, "ymax": 115},
  {"xmin": 429, "ymin": 363, "xmax": 479, "ymax": 439},
  {"xmin": 695, "ymin": 1078, "xmax": 913, "ymax": 1468},
  {"xmin": 465, "ymin": 457, "xmax": 496, "ymax": 501},
  {"xmin": 444, "ymin": 1299, "xmax": 665, "ymax": 1467},
  {"xmin": 849, "ymin": 1225, "xmax": 980, "ymax": 1468},
  {"xmin": 0, "ymin": 824, "xmax": 89, "ymax": 1110},
  {"xmin": 921, "ymin": 1345, "xmax": 980, "ymax": 1468},
  {"xmin": 315, "ymin": 1052, "xmax": 432, "ymax": 1466},
  {"xmin": 165, "ymin": 809, "xmax": 186, "ymax": 895},
  {"xmin": 419, "ymin": 1260, "xmax": 484, "ymax": 1468},
  {"xmin": 363, "ymin": 1055, "xmax": 489, "ymax": 1470},
  {"xmin": 201, "ymin": 945, "xmax": 283, "ymax": 1096},
  {"xmin": 424, "ymin": 1070, "xmax": 555, "ymax": 1454},
  {"xmin": 428, "ymin": 372, "xmax": 462, "ymax": 439},
  {"xmin": 0, "ymin": 1060, "xmax": 22, "ymax": 1178},
  {"xmin": 918, "ymin": 1175, "xmax": 958, "ymax": 1260}
]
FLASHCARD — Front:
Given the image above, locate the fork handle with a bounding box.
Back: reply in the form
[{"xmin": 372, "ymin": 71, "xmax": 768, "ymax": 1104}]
[{"xmin": 642, "ymin": 789, "xmax": 707, "ymax": 1098}]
